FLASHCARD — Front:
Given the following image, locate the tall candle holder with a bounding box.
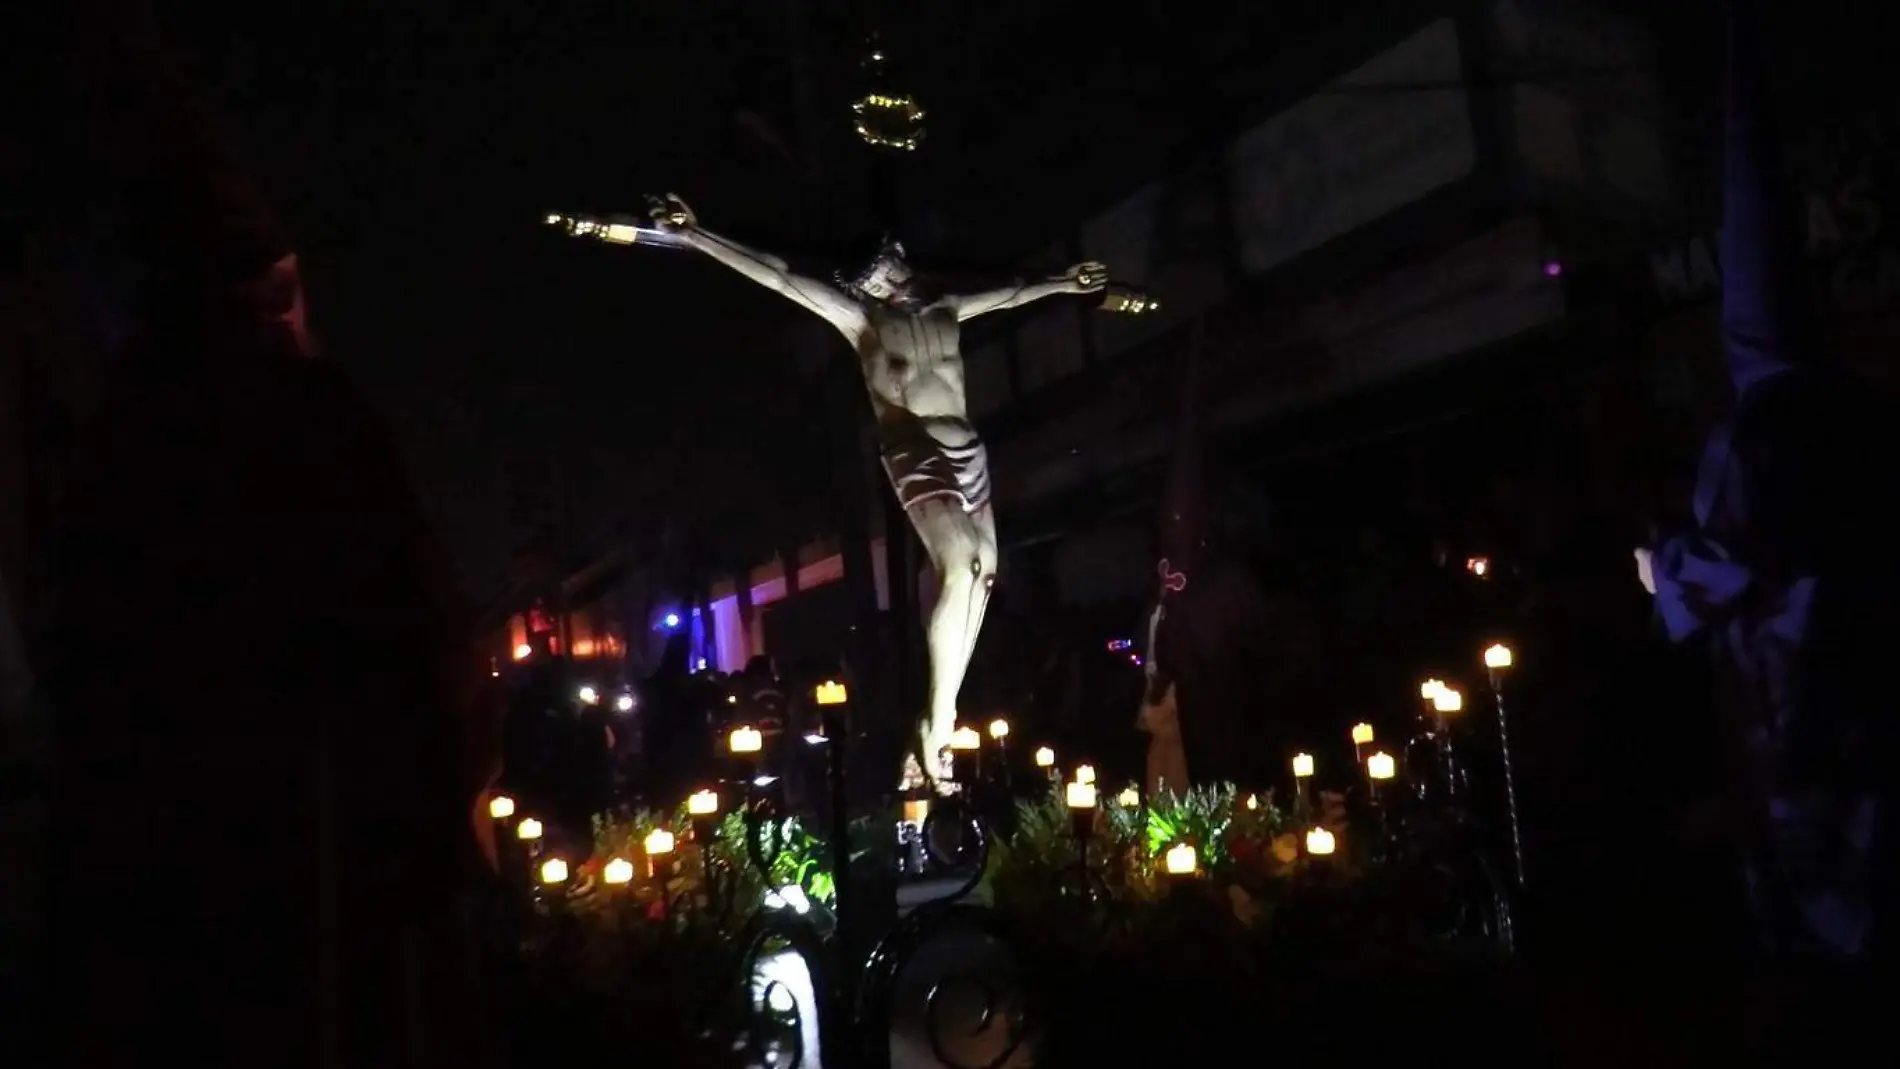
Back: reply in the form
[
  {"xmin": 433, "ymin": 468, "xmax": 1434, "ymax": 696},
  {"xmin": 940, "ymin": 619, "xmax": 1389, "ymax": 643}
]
[
  {"xmin": 1291, "ymin": 752, "xmax": 1315, "ymax": 819},
  {"xmin": 1350, "ymin": 722, "xmax": 1374, "ymax": 767},
  {"xmin": 1483, "ymin": 644, "xmax": 1525, "ymax": 889},
  {"xmin": 1065, "ymin": 779, "xmax": 1097, "ymax": 897},
  {"xmin": 987, "ymin": 718, "xmax": 1013, "ymax": 791},
  {"xmin": 1430, "ymin": 688, "xmax": 1467, "ymax": 798},
  {"xmin": 949, "ymin": 725, "xmax": 982, "ymax": 784}
]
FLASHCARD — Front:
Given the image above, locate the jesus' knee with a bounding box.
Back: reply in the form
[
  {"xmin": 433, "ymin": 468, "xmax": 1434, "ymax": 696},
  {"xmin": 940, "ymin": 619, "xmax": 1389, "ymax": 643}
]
[{"xmin": 936, "ymin": 565, "xmax": 979, "ymax": 608}]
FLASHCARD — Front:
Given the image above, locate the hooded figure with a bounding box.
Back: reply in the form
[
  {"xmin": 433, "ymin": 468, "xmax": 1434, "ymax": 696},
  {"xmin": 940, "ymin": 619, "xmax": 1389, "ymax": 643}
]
[
  {"xmin": 1639, "ymin": 0, "xmax": 1896, "ymax": 962},
  {"xmin": 45, "ymin": 4, "xmax": 499, "ymax": 1064}
]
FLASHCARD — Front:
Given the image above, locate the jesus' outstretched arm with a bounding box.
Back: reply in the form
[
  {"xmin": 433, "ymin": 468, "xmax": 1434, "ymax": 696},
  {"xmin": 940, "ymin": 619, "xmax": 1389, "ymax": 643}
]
[
  {"xmin": 947, "ymin": 262, "xmax": 1108, "ymax": 322},
  {"xmin": 652, "ymin": 195, "xmax": 864, "ymax": 337}
]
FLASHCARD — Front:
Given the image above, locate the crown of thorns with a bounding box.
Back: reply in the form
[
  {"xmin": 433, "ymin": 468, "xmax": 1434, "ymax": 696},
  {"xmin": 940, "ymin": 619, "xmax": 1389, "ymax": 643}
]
[{"xmin": 838, "ymin": 237, "xmax": 909, "ymax": 292}]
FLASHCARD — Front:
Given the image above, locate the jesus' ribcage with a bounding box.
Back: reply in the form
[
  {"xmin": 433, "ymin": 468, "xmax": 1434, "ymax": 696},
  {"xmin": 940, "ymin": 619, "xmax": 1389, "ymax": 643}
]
[{"xmin": 879, "ymin": 413, "xmax": 991, "ymax": 514}]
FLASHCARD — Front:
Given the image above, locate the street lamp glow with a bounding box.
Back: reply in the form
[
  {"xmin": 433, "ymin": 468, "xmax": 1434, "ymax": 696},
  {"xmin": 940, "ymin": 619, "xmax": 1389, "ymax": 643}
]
[
  {"xmin": 513, "ymin": 643, "xmax": 533, "ymax": 661},
  {"xmin": 1484, "ymin": 643, "xmax": 1514, "ymax": 670},
  {"xmin": 728, "ymin": 726, "xmax": 763, "ymax": 754},
  {"xmin": 1304, "ymin": 828, "xmax": 1336, "ymax": 856},
  {"xmin": 615, "ymin": 693, "xmax": 636, "ymax": 712},
  {"xmin": 988, "ymin": 718, "xmax": 1010, "ymax": 740},
  {"xmin": 487, "ymin": 794, "xmax": 516, "ymax": 820},
  {"xmin": 1034, "ymin": 746, "xmax": 1056, "ymax": 768},
  {"xmin": 1367, "ymin": 752, "xmax": 1397, "ymax": 780},
  {"xmin": 578, "ymin": 685, "xmax": 599, "ymax": 705}
]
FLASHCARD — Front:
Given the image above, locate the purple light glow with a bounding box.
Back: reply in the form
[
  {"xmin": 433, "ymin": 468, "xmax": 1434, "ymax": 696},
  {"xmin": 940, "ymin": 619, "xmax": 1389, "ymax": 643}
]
[{"xmin": 1543, "ymin": 261, "xmax": 1563, "ymax": 278}]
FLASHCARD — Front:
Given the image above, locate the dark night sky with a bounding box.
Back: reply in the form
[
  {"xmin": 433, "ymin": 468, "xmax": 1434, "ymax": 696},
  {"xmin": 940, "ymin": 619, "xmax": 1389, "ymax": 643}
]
[
  {"xmin": 151, "ymin": 0, "xmax": 1873, "ymax": 602},
  {"xmin": 161, "ymin": 0, "xmax": 1173, "ymax": 601}
]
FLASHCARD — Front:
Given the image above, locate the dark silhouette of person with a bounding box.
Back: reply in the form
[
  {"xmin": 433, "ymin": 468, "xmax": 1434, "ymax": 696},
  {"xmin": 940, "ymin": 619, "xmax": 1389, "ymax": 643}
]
[
  {"xmin": 1641, "ymin": 0, "xmax": 1897, "ymax": 967},
  {"xmin": 41, "ymin": 4, "xmax": 499, "ymax": 1065},
  {"xmin": 640, "ymin": 630, "xmax": 706, "ymax": 805}
]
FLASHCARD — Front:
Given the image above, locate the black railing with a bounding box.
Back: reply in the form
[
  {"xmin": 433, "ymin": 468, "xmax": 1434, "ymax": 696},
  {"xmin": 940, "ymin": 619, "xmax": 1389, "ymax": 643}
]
[{"xmin": 719, "ymin": 697, "xmax": 1034, "ymax": 1069}]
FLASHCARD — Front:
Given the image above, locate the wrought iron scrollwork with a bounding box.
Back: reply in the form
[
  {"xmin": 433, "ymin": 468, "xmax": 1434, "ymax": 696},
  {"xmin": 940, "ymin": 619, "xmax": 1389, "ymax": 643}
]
[
  {"xmin": 924, "ymin": 965, "xmax": 1031, "ymax": 1069},
  {"xmin": 726, "ymin": 910, "xmax": 832, "ymax": 1069},
  {"xmin": 1388, "ymin": 811, "xmax": 1515, "ymax": 953},
  {"xmin": 742, "ymin": 792, "xmax": 793, "ymax": 886},
  {"xmin": 918, "ymin": 793, "xmax": 991, "ymax": 904},
  {"xmin": 856, "ymin": 903, "xmax": 1034, "ymax": 1069}
]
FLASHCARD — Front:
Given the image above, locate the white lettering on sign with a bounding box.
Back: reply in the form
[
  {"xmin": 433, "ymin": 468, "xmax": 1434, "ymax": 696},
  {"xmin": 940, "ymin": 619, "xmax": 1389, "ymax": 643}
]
[{"xmin": 1649, "ymin": 171, "xmax": 1895, "ymax": 310}]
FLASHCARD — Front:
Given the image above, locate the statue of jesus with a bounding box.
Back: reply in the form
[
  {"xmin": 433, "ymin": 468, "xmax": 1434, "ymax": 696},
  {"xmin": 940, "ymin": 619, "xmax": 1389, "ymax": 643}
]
[{"xmin": 650, "ymin": 194, "xmax": 1106, "ymax": 782}]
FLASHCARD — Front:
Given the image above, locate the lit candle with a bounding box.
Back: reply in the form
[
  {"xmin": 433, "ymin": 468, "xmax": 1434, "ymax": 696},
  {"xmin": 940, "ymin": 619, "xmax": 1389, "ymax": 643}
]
[
  {"xmin": 515, "ymin": 818, "xmax": 544, "ymax": 842},
  {"xmin": 1034, "ymin": 746, "xmax": 1056, "ymax": 769},
  {"xmin": 1304, "ymin": 827, "xmax": 1336, "ymax": 856},
  {"xmin": 1292, "ymin": 753, "xmax": 1315, "ymax": 779},
  {"xmin": 1074, "ymin": 764, "xmax": 1096, "ymax": 785},
  {"xmin": 1420, "ymin": 678, "xmax": 1447, "ymax": 701},
  {"xmin": 988, "ymin": 718, "xmax": 1011, "ymax": 741},
  {"xmin": 1367, "ymin": 752, "xmax": 1396, "ymax": 781},
  {"xmin": 1117, "ymin": 785, "xmax": 1140, "ymax": 808},
  {"xmin": 1351, "ymin": 721, "xmax": 1374, "ymax": 765},
  {"xmin": 645, "ymin": 828, "xmax": 676, "ymax": 880},
  {"xmin": 1484, "ymin": 643, "xmax": 1514, "ymax": 670},
  {"xmin": 815, "ymin": 680, "xmax": 848, "ymax": 705},
  {"xmin": 487, "ymin": 794, "xmax": 517, "ymax": 820},
  {"xmin": 1433, "ymin": 689, "xmax": 1464, "ymax": 714},
  {"xmin": 728, "ymin": 725, "xmax": 763, "ymax": 754},
  {"xmin": 1245, "ymin": 793, "xmax": 1259, "ymax": 811},
  {"xmin": 687, "ymin": 790, "xmax": 719, "ymax": 816},
  {"xmin": 539, "ymin": 857, "xmax": 569, "ymax": 884},
  {"xmin": 1065, "ymin": 781, "xmax": 1097, "ymax": 810},
  {"xmin": 1164, "ymin": 842, "xmax": 1198, "ymax": 875},
  {"xmin": 950, "ymin": 726, "xmax": 981, "ymax": 751},
  {"xmin": 602, "ymin": 857, "xmax": 635, "ymax": 885}
]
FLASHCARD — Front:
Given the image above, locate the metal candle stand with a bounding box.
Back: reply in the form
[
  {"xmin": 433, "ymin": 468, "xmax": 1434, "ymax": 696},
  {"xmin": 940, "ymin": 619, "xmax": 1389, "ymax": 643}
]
[
  {"xmin": 1379, "ymin": 664, "xmax": 1528, "ymax": 955},
  {"xmin": 1484, "ymin": 655, "xmax": 1526, "ymax": 892}
]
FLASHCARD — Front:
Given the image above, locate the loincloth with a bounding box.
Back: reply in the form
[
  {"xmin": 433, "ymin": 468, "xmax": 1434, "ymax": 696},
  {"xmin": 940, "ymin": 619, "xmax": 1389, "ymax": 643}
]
[{"xmin": 878, "ymin": 414, "xmax": 991, "ymax": 514}]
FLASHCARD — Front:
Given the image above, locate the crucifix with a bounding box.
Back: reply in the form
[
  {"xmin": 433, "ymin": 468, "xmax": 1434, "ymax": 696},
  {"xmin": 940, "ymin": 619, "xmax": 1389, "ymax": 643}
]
[
  {"xmin": 638, "ymin": 196, "xmax": 1108, "ymax": 783},
  {"xmin": 548, "ymin": 40, "xmax": 1154, "ymax": 788}
]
